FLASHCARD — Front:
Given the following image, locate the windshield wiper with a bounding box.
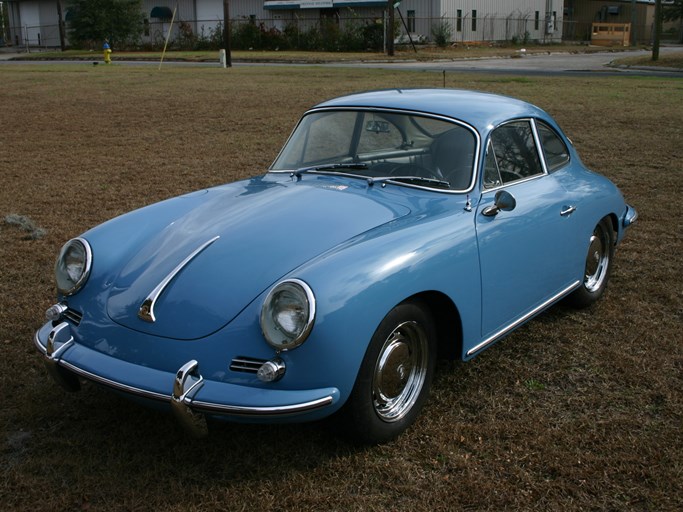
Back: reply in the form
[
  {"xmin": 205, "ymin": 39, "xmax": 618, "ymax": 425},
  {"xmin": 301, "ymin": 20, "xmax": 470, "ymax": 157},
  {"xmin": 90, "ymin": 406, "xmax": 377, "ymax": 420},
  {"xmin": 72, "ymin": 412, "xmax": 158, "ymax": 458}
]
[
  {"xmin": 291, "ymin": 162, "xmax": 368, "ymax": 178},
  {"xmin": 367, "ymin": 176, "xmax": 451, "ymax": 189}
]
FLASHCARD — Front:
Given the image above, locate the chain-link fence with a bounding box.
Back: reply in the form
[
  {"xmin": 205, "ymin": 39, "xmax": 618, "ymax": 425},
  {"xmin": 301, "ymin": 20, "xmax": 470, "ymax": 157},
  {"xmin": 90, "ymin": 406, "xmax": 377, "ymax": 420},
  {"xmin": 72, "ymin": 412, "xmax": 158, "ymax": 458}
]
[{"xmin": 6, "ymin": 14, "xmax": 666, "ymax": 52}]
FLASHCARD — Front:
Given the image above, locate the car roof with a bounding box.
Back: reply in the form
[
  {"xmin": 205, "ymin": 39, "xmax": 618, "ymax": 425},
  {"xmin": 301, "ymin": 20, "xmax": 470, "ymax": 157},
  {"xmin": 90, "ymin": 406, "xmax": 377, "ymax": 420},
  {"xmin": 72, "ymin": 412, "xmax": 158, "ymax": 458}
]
[{"xmin": 313, "ymin": 88, "xmax": 550, "ymax": 133}]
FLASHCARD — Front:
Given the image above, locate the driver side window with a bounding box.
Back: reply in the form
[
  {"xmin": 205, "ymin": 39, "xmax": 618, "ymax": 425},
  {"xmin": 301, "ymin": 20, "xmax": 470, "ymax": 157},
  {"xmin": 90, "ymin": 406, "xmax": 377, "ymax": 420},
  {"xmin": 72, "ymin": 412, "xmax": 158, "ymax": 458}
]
[{"xmin": 484, "ymin": 120, "xmax": 543, "ymax": 189}]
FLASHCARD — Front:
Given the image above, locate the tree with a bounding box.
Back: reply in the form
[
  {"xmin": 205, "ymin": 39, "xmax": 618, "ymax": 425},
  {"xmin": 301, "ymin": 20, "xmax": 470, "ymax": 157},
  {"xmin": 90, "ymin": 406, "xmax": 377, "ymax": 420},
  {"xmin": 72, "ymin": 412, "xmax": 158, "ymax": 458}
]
[
  {"xmin": 68, "ymin": 0, "xmax": 143, "ymax": 48},
  {"xmin": 663, "ymin": 0, "xmax": 683, "ymax": 42}
]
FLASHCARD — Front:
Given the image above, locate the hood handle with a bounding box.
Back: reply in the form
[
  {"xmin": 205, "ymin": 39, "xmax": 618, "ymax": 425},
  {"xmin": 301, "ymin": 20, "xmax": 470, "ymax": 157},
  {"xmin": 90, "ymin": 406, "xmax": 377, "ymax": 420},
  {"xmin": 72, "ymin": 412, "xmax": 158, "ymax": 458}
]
[{"xmin": 138, "ymin": 236, "xmax": 220, "ymax": 323}]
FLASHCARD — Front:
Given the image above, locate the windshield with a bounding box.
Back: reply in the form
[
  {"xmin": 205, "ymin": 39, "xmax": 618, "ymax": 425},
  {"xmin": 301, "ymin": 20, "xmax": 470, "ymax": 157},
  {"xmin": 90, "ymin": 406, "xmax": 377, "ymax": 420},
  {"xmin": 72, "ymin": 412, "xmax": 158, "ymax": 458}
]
[{"xmin": 270, "ymin": 109, "xmax": 477, "ymax": 191}]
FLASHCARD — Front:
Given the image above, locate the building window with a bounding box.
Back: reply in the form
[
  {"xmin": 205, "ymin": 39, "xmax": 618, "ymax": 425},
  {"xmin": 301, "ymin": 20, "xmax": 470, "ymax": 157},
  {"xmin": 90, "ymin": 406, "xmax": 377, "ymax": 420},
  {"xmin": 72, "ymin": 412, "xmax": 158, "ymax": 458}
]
[
  {"xmin": 534, "ymin": 11, "xmax": 540, "ymax": 30},
  {"xmin": 471, "ymin": 10, "xmax": 477, "ymax": 32},
  {"xmin": 407, "ymin": 10, "xmax": 415, "ymax": 32},
  {"xmin": 456, "ymin": 10, "xmax": 462, "ymax": 32}
]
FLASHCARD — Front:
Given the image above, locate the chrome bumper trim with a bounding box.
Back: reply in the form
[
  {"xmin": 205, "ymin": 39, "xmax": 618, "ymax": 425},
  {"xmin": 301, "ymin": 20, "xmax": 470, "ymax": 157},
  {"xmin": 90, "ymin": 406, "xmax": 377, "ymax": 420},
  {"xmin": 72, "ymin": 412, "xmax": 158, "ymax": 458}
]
[
  {"xmin": 623, "ymin": 204, "xmax": 638, "ymax": 228},
  {"xmin": 34, "ymin": 328, "xmax": 335, "ymax": 427},
  {"xmin": 60, "ymin": 358, "xmax": 171, "ymax": 402},
  {"xmin": 189, "ymin": 395, "xmax": 335, "ymax": 416}
]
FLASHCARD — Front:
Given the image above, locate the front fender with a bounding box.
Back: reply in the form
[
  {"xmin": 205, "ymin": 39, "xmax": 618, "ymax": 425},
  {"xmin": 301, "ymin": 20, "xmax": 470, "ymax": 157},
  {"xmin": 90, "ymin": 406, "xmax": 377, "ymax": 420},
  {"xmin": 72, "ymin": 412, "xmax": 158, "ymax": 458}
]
[{"xmin": 282, "ymin": 209, "xmax": 482, "ymax": 404}]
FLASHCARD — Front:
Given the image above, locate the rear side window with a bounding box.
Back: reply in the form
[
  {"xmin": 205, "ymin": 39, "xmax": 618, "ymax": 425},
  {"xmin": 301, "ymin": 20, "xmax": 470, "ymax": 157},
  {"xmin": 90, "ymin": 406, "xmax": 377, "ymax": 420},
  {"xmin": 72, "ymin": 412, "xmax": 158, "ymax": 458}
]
[{"xmin": 536, "ymin": 121, "xmax": 570, "ymax": 172}]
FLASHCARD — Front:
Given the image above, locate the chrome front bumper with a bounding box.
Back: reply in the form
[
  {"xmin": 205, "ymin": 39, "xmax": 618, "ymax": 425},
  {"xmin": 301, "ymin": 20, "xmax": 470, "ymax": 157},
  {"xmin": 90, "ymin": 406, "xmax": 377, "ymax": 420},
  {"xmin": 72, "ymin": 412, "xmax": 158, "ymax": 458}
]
[
  {"xmin": 623, "ymin": 204, "xmax": 638, "ymax": 228},
  {"xmin": 35, "ymin": 322, "xmax": 338, "ymax": 438}
]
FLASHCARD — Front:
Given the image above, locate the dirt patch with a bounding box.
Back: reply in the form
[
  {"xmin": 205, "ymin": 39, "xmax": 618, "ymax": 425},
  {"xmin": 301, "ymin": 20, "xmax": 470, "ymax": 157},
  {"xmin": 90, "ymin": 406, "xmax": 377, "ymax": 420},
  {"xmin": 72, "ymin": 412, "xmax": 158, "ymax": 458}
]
[{"xmin": 1, "ymin": 64, "xmax": 681, "ymax": 511}]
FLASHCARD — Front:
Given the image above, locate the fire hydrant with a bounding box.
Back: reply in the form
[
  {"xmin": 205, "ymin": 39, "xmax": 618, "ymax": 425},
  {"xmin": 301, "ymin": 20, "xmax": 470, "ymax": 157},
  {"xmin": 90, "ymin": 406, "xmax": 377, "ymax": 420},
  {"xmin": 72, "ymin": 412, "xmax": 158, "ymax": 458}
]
[{"xmin": 103, "ymin": 42, "xmax": 112, "ymax": 64}]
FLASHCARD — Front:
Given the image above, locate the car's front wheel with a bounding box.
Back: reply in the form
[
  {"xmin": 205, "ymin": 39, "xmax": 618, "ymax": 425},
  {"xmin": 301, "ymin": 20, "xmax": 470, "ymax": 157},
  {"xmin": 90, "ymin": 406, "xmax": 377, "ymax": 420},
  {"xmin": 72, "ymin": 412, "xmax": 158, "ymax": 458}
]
[
  {"xmin": 340, "ymin": 300, "xmax": 436, "ymax": 444},
  {"xmin": 567, "ymin": 217, "xmax": 615, "ymax": 308}
]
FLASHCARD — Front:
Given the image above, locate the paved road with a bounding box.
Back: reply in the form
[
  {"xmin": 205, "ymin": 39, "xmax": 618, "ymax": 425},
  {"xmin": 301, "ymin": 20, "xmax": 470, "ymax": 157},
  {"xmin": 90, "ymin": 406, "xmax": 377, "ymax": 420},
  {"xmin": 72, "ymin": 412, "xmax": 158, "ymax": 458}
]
[
  {"xmin": 321, "ymin": 47, "xmax": 683, "ymax": 77},
  {"xmin": 1, "ymin": 46, "xmax": 681, "ymax": 77}
]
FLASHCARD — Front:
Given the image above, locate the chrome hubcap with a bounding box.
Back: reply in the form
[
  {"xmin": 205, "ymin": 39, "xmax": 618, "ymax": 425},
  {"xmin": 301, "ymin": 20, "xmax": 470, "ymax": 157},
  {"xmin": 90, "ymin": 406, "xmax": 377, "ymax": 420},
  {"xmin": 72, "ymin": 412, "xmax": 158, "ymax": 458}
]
[
  {"xmin": 372, "ymin": 321, "xmax": 428, "ymax": 422},
  {"xmin": 584, "ymin": 226, "xmax": 609, "ymax": 292}
]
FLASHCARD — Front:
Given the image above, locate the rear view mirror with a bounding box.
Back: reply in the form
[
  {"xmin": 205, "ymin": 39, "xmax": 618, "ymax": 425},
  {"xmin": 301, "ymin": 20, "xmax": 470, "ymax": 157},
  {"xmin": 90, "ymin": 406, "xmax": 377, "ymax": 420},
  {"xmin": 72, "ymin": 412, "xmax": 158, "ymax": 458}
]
[{"xmin": 365, "ymin": 120, "xmax": 390, "ymax": 133}]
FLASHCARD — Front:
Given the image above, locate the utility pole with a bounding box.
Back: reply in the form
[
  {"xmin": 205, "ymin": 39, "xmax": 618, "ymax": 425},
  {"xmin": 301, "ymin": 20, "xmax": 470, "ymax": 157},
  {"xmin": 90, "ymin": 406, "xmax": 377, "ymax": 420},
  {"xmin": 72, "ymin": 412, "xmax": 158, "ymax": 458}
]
[
  {"xmin": 630, "ymin": 0, "xmax": 637, "ymax": 45},
  {"xmin": 386, "ymin": 1, "xmax": 395, "ymax": 56},
  {"xmin": 56, "ymin": 1, "xmax": 66, "ymax": 51},
  {"xmin": 652, "ymin": 0, "xmax": 662, "ymax": 61},
  {"xmin": 223, "ymin": 0, "xmax": 232, "ymax": 67}
]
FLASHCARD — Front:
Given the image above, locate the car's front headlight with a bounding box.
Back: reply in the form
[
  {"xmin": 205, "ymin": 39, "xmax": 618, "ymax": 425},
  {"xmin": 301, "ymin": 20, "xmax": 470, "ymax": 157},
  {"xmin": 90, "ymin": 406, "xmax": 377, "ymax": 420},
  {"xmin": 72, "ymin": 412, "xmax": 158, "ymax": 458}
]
[
  {"xmin": 260, "ymin": 279, "xmax": 315, "ymax": 351},
  {"xmin": 55, "ymin": 238, "xmax": 92, "ymax": 296}
]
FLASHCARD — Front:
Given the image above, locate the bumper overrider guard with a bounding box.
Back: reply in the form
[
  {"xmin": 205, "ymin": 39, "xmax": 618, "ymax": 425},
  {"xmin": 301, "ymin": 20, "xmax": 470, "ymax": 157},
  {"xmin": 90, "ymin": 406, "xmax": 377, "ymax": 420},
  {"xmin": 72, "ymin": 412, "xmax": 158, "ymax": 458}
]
[{"xmin": 35, "ymin": 321, "xmax": 338, "ymax": 438}]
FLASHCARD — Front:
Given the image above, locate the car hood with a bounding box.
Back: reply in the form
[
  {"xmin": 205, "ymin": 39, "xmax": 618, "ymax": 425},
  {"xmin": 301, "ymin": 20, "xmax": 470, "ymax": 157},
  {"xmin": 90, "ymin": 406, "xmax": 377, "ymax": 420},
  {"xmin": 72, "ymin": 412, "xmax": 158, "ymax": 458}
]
[{"xmin": 106, "ymin": 176, "xmax": 410, "ymax": 340}]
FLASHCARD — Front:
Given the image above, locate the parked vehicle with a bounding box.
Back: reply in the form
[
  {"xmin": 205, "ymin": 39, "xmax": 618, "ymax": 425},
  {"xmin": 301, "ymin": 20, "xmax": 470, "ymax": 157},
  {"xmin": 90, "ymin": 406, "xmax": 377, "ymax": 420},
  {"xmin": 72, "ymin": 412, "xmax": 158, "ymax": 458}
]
[{"xmin": 35, "ymin": 89, "xmax": 637, "ymax": 443}]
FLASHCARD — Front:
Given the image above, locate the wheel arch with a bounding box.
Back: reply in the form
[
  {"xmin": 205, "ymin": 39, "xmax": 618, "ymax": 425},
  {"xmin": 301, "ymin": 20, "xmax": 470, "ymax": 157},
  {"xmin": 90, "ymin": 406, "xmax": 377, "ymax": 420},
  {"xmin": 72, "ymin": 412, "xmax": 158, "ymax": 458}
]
[
  {"xmin": 405, "ymin": 291, "xmax": 462, "ymax": 361},
  {"xmin": 606, "ymin": 212, "xmax": 619, "ymax": 243}
]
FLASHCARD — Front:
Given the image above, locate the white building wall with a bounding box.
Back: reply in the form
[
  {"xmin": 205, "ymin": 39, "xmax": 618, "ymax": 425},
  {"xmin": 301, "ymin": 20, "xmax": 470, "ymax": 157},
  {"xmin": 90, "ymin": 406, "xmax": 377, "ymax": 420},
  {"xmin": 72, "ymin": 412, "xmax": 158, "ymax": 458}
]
[
  {"xmin": 436, "ymin": 0, "xmax": 563, "ymax": 42},
  {"xmin": 195, "ymin": 0, "xmax": 223, "ymax": 34},
  {"xmin": 8, "ymin": 0, "xmax": 564, "ymax": 47},
  {"xmin": 394, "ymin": 0, "xmax": 439, "ymax": 39},
  {"xmin": 18, "ymin": 0, "xmax": 42, "ymax": 45},
  {"xmin": 38, "ymin": 0, "xmax": 60, "ymax": 45},
  {"xmin": 194, "ymin": 0, "xmax": 268, "ymax": 34}
]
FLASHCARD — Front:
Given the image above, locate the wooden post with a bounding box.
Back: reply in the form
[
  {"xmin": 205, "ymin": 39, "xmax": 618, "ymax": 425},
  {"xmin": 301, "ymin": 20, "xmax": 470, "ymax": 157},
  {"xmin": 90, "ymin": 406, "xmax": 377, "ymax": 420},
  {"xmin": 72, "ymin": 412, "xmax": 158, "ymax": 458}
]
[
  {"xmin": 630, "ymin": 0, "xmax": 637, "ymax": 45},
  {"xmin": 223, "ymin": 0, "xmax": 232, "ymax": 67},
  {"xmin": 56, "ymin": 1, "xmax": 66, "ymax": 51},
  {"xmin": 386, "ymin": 1, "xmax": 395, "ymax": 56}
]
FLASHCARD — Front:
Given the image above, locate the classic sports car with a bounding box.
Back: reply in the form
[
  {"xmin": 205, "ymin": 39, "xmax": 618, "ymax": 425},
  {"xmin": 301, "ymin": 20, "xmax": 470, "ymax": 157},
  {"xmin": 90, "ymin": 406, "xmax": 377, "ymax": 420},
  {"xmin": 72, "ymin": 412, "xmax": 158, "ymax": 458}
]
[{"xmin": 35, "ymin": 89, "xmax": 636, "ymax": 444}]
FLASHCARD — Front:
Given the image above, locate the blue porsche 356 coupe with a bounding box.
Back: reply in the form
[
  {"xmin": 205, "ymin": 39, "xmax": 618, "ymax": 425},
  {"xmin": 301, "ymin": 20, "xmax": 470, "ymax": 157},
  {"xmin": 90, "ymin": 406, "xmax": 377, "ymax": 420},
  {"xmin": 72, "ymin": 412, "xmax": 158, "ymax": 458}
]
[{"xmin": 35, "ymin": 89, "xmax": 636, "ymax": 443}]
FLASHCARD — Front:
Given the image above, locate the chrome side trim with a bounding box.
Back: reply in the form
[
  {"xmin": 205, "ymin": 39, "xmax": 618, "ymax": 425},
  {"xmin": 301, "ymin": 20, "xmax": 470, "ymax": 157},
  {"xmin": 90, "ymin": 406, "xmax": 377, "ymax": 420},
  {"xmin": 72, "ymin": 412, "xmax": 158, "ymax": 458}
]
[
  {"xmin": 187, "ymin": 395, "xmax": 335, "ymax": 417},
  {"xmin": 138, "ymin": 235, "xmax": 220, "ymax": 323},
  {"xmin": 466, "ymin": 280, "xmax": 581, "ymax": 357}
]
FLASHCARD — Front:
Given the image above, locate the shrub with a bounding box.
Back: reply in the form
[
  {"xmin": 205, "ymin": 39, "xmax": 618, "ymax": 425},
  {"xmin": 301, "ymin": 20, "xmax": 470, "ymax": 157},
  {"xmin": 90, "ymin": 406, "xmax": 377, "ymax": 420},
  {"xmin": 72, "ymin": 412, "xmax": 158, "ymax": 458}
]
[{"xmin": 431, "ymin": 17, "xmax": 452, "ymax": 47}]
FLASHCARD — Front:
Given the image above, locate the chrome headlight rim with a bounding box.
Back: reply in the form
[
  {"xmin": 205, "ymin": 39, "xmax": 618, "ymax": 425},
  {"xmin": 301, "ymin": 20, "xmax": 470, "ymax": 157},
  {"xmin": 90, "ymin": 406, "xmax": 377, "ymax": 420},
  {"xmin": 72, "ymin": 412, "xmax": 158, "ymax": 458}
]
[
  {"xmin": 260, "ymin": 278, "xmax": 316, "ymax": 351},
  {"xmin": 55, "ymin": 237, "xmax": 92, "ymax": 296}
]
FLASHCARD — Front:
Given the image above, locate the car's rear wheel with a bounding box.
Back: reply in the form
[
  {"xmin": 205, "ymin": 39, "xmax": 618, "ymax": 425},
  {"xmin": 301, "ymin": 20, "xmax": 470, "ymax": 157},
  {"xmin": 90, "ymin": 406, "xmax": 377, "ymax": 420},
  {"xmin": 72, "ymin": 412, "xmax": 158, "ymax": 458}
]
[
  {"xmin": 568, "ymin": 217, "xmax": 614, "ymax": 308},
  {"xmin": 340, "ymin": 300, "xmax": 436, "ymax": 444}
]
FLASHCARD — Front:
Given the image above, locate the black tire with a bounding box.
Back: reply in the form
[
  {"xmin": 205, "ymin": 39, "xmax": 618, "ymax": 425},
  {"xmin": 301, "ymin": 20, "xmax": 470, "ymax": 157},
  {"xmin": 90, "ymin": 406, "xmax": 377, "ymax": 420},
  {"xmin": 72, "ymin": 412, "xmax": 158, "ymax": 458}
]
[
  {"xmin": 567, "ymin": 217, "xmax": 615, "ymax": 308},
  {"xmin": 339, "ymin": 300, "xmax": 437, "ymax": 444}
]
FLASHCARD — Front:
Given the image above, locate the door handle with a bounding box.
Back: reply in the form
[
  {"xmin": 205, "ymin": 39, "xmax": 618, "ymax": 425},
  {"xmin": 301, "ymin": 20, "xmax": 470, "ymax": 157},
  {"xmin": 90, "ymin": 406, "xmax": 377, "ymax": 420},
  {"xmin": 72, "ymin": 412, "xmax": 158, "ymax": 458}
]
[{"xmin": 560, "ymin": 205, "xmax": 576, "ymax": 217}]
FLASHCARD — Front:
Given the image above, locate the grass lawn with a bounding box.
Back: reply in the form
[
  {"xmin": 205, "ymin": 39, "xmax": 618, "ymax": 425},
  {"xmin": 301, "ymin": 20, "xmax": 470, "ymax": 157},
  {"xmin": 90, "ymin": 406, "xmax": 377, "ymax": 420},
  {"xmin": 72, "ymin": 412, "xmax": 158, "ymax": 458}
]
[
  {"xmin": 1, "ymin": 64, "xmax": 682, "ymax": 511},
  {"xmin": 612, "ymin": 50, "xmax": 683, "ymax": 69}
]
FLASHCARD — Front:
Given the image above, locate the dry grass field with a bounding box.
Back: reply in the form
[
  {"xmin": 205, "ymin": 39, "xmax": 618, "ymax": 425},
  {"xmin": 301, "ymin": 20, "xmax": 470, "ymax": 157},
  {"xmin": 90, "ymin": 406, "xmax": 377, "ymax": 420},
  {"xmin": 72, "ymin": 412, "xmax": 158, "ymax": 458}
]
[{"xmin": 1, "ymin": 64, "xmax": 681, "ymax": 511}]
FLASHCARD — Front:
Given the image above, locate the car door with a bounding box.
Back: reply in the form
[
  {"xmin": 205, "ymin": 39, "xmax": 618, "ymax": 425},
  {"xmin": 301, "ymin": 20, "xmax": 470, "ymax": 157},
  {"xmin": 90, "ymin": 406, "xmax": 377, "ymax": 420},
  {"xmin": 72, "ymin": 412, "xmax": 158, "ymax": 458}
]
[{"xmin": 474, "ymin": 119, "xmax": 579, "ymax": 346}]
